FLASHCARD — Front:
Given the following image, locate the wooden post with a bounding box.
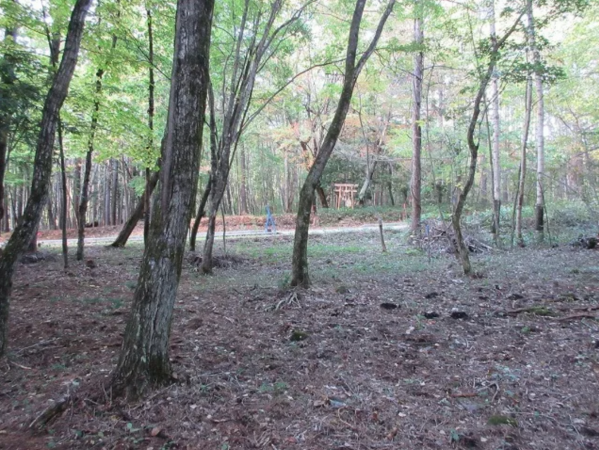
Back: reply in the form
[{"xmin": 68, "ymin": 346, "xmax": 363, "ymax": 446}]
[{"xmin": 378, "ymin": 217, "xmax": 387, "ymax": 253}]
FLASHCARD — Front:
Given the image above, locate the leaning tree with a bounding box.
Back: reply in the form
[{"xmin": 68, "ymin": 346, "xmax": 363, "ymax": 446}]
[
  {"xmin": 291, "ymin": 0, "xmax": 396, "ymax": 287},
  {"xmin": 0, "ymin": 0, "xmax": 93, "ymax": 357},
  {"xmin": 110, "ymin": 0, "xmax": 214, "ymax": 399}
]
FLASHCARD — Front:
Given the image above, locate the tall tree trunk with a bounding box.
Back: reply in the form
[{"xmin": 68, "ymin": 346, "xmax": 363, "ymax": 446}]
[
  {"xmin": 110, "ymin": 0, "xmax": 213, "ymax": 399},
  {"xmin": 490, "ymin": 0, "xmax": 502, "ymax": 242},
  {"xmin": 77, "ymin": 8, "xmax": 119, "ymax": 259},
  {"xmin": 528, "ymin": 1, "xmax": 544, "ymax": 237},
  {"xmin": 515, "ymin": 75, "xmax": 532, "ymax": 246},
  {"xmin": 110, "ymin": 171, "xmax": 159, "ymax": 248},
  {"xmin": 0, "ymin": 26, "xmax": 17, "ymax": 225},
  {"xmin": 410, "ymin": 4, "xmax": 424, "ymax": 235},
  {"xmin": 291, "ymin": 0, "xmax": 396, "ymax": 287},
  {"xmin": 0, "ymin": 0, "xmax": 92, "ymax": 357}
]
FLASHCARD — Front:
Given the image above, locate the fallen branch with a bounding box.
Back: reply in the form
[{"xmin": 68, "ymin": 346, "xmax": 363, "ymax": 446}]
[
  {"xmin": 29, "ymin": 395, "xmax": 74, "ymax": 430},
  {"xmin": 557, "ymin": 313, "xmax": 598, "ymax": 322}
]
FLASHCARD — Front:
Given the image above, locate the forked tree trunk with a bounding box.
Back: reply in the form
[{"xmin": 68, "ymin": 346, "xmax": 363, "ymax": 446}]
[
  {"xmin": 291, "ymin": 0, "xmax": 396, "ymax": 287},
  {"xmin": 110, "ymin": 0, "xmax": 213, "ymax": 399},
  {"xmin": 451, "ymin": 12, "xmax": 522, "ymax": 275},
  {"xmin": 410, "ymin": 4, "xmax": 424, "ymax": 235},
  {"xmin": 0, "ymin": 0, "xmax": 92, "ymax": 357}
]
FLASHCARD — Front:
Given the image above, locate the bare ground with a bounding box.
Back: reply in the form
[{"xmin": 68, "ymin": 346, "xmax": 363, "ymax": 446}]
[{"xmin": 1, "ymin": 229, "xmax": 599, "ymax": 450}]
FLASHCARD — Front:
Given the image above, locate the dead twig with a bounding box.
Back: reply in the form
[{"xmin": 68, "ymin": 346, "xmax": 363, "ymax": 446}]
[{"xmin": 557, "ymin": 313, "xmax": 598, "ymax": 321}]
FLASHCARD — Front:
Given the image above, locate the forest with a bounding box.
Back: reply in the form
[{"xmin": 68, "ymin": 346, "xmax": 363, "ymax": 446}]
[{"xmin": 1, "ymin": 0, "xmax": 599, "ymax": 448}]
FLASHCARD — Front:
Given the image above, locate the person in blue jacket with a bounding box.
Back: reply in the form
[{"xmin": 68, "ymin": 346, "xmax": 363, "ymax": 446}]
[{"xmin": 265, "ymin": 203, "xmax": 276, "ymax": 232}]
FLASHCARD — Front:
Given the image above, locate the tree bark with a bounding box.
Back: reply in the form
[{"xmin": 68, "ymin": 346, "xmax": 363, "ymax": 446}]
[
  {"xmin": 0, "ymin": 0, "xmax": 92, "ymax": 357},
  {"xmin": 110, "ymin": 0, "xmax": 213, "ymax": 399},
  {"xmin": 410, "ymin": 4, "xmax": 424, "ymax": 235},
  {"xmin": 291, "ymin": 0, "xmax": 396, "ymax": 287},
  {"xmin": 110, "ymin": 171, "xmax": 159, "ymax": 248}
]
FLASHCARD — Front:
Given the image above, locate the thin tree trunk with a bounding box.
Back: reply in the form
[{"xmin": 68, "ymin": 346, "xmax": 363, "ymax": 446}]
[
  {"xmin": 410, "ymin": 5, "xmax": 424, "ymax": 235},
  {"xmin": 145, "ymin": 4, "xmax": 156, "ymax": 243},
  {"xmin": 0, "ymin": 0, "xmax": 92, "ymax": 357},
  {"xmin": 387, "ymin": 164, "xmax": 395, "ymax": 206},
  {"xmin": 58, "ymin": 118, "xmax": 69, "ymax": 268},
  {"xmin": 110, "ymin": 0, "xmax": 213, "ymax": 399},
  {"xmin": 189, "ymin": 176, "xmax": 211, "ymax": 252},
  {"xmin": 291, "ymin": 0, "xmax": 396, "ymax": 287},
  {"xmin": 110, "ymin": 171, "xmax": 159, "ymax": 248},
  {"xmin": 77, "ymin": 69, "xmax": 104, "ymax": 260},
  {"xmin": 490, "ymin": 0, "xmax": 502, "ymax": 241},
  {"xmin": 104, "ymin": 162, "xmax": 111, "ymax": 226},
  {"xmin": 515, "ymin": 75, "xmax": 532, "ymax": 246},
  {"xmin": 528, "ymin": 0, "xmax": 544, "ymax": 237},
  {"xmin": 111, "ymin": 159, "xmax": 119, "ymax": 225},
  {"xmin": 239, "ymin": 143, "xmax": 248, "ymax": 214}
]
